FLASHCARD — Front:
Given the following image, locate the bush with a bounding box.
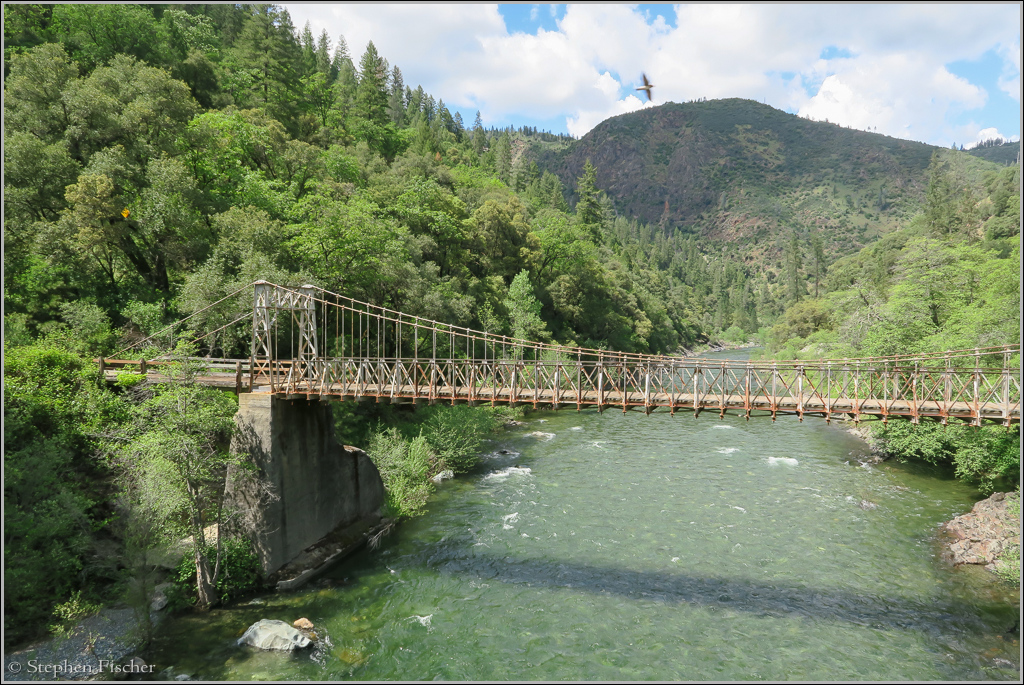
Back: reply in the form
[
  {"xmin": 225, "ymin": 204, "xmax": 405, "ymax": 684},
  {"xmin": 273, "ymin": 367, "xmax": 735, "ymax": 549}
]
[
  {"xmin": 721, "ymin": 325, "xmax": 746, "ymax": 344},
  {"xmin": 49, "ymin": 591, "xmax": 102, "ymax": 640},
  {"xmin": 486, "ymin": 404, "xmax": 525, "ymax": 426},
  {"xmin": 873, "ymin": 420, "xmax": 1020, "ymax": 494},
  {"xmin": 368, "ymin": 428, "xmax": 436, "ymax": 519},
  {"xmin": 422, "ymin": 405, "xmax": 497, "ymax": 473},
  {"xmin": 4, "ymin": 343, "xmax": 126, "ymax": 647},
  {"xmin": 172, "ymin": 537, "xmax": 263, "ymax": 606}
]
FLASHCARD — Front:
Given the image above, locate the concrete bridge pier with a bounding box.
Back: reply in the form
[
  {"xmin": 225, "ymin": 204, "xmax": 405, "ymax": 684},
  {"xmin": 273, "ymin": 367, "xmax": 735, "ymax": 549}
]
[{"xmin": 227, "ymin": 393, "xmax": 384, "ymax": 577}]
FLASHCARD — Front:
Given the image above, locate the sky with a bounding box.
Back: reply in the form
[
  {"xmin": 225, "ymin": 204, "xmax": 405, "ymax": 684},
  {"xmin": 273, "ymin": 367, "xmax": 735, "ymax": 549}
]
[{"xmin": 282, "ymin": 3, "xmax": 1021, "ymax": 149}]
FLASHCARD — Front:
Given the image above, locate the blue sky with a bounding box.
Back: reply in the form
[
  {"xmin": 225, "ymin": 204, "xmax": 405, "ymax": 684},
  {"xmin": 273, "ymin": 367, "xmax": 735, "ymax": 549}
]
[{"xmin": 284, "ymin": 4, "xmax": 1021, "ymax": 148}]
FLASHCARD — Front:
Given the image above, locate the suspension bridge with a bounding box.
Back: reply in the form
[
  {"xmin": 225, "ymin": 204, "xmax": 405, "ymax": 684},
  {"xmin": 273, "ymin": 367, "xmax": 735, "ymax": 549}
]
[
  {"xmin": 101, "ymin": 281, "xmax": 1021, "ymax": 427},
  {"xmin": 97, "ymin": 280, "xmax": 1021, "ymax": 577}
]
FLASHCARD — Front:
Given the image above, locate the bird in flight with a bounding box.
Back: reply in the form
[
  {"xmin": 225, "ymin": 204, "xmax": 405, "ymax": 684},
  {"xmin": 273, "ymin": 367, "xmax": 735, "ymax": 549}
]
[{"xmin": 636, "ymin": 73, "xmax": 654, "ymax": 101}]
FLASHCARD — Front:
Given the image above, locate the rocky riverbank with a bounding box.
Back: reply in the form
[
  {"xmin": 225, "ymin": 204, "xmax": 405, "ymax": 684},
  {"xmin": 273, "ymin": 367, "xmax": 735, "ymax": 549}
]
[
  {"xmin": 941, "ymin": 491, "xmax": 1021, "ymax": 572},
  {"xmin": 837, "ymin": 420, "xmax": 1020, "ymax": 581},
  {"xmin": 3, "ymin": 607, "xmax": 153, "ymax": 681}
]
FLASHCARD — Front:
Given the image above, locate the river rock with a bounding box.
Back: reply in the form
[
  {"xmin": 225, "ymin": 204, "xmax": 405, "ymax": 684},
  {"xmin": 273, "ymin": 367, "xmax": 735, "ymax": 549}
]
[
  {"xmin": 150, "ymin": 582, "xmax": 174, "ymax": 612},
  {"xmin": 431, "ymin": 469, "xmax": 454, "ymax": 483},
  {"xmin": 293, "ymin": 617, "xmax": 314, "ymax": 631},
  {"xmin": 942, "ymin": 491, "xmax": 1020, "ymax": 568},
  {"xmin": 237, "ymin": 619, "xmax": 312, "ymax": 651}
]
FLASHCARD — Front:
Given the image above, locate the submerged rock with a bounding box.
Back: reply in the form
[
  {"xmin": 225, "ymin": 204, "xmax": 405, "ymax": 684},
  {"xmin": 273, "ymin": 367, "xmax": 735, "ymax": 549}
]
[
  {"xmin": 942, "ymin": 491, "xmax": 1020, "ymax": 569},
  {"xmin": 237, "ymin": 619, "xmax": 312, "ymax": 651}
]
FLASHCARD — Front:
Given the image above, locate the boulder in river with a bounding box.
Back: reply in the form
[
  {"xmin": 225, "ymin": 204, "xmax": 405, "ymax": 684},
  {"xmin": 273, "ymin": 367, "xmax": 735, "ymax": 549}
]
[
  {"xmin": 237, "ymin": 619, "xmax": 312, "ymax": 651},
  {"xmin": 942, "ymin": 491, "xmax": 1020, "ymax": 569}
]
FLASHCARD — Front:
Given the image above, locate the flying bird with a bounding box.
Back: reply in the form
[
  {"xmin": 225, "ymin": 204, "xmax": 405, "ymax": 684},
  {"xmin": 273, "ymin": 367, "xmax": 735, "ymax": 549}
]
[{"xmin": 636, "ymin": 73, "xmax": 654, "ymax": 101}]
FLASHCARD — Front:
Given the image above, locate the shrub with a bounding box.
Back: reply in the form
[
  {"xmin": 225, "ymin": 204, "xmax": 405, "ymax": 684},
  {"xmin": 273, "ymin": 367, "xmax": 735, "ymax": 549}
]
[
  {"xmin": 721, "ymin": 325, "xmax": 746, "ymax": 344},
  {"xmin": 422, "ymin": 405, "xmax": 497, "ymax": 473},
  {"xmin": 4, "ymin": 343, "xmax": 125, "ymax": 647},
  {"xmin": 172, "ymin": 537, "xmax": 263, "ymax": 606},
  {"xmin": 368, "ymin": 428, "xmax": 435, "ymax": 519},
  {"xmin": 49, "ymin": 591, "xmax": 102, "ymax": 640},
  {"xmin": 994, "ymin": 490, "xmax": 1021, "ymax": 587},
  {"xmin": 873, "ymin": 420, "xmax": 1020, "ymax": 494}
]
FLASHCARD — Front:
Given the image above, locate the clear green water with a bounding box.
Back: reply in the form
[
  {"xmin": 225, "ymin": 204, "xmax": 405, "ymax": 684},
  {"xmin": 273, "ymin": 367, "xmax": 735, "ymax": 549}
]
[{"xmin": 145, "ymin": 352, "xmax": 1020, "ymax": 681}]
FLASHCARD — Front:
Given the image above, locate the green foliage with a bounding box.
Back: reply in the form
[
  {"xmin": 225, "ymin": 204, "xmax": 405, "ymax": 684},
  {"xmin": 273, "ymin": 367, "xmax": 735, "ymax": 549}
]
[
  {"xmin": 994, "ymin": 542, "xmax": 1021, "ymax": 587},
  {"xmin": 994, "ymin": 490, "xmax": 1020, "ymax": 587},
  {"xmin": 48, "ymin": 591, "xmax": 103, "ymax": 640},
  {"xmin": 171, "ymin": 537, "xmax": 263, "ymax": 606},
  {"xmin": 767, "ymin": 297, "xmax": 832, "ymax": 352},
  {"xmin": 367, "ymin": 427, "xmax": 436, "ymax": 519},
  {"xmin": 109, "ymin": 343, "xmax": 241, "ymax": 608},
  {"xmin": 872, "ymin": 421, "xmax": 1020, "ymax": 494},
  {"xmin": 422, "ymin": 405, "xmax": 498, "ymax": 473},
  {"xmin": 721, "ymin": 325, "xmax": 747, "ymax": 344},
  {"xmin": 361, "ymin": 402, "xmax": 509, "ymax": 520},
  {"xmin": 504, "ymin": 270, "xmax": 550, "ymax": 346},
  {"xmin": 4, "ymin": 342, "xmax": 125, "ymax": 647}
]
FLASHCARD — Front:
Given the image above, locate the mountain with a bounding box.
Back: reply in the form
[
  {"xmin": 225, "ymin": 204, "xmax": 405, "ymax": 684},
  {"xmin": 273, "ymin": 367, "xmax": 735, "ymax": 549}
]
[
  {"xmin": 534, "ymin": 99, "xmax": 992, "ymax": 261},
  {"xmin": 966, "ymin": 140, "xmax": 1020, "ymax": 166}
]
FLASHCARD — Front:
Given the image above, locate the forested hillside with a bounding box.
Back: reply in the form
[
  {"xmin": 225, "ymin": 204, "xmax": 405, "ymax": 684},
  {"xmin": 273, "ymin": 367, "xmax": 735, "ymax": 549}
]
[
  {"xmin": 534, "ymin": 99, "xmax": 1016, "ymax": 267},
  {"xmin": 3, "ymin": 3, "xmax": 1019, "ymax": 648},
  {"xmin": 4, "ymin": 3, "xmax": 760, "ymax": 356}
]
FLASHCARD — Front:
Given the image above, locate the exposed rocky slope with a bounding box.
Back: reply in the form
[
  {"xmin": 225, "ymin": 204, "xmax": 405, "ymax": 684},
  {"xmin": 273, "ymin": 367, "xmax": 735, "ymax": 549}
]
[{"xmin": 942, "ymin": 491, "xmax": 1021, "ymax": 571}]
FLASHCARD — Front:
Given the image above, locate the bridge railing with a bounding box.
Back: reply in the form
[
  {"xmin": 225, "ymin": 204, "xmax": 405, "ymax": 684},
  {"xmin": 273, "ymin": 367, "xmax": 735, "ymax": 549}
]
[{"xmin": 96, "ymin": 282, "xmax": 1021, "ymax": 426}]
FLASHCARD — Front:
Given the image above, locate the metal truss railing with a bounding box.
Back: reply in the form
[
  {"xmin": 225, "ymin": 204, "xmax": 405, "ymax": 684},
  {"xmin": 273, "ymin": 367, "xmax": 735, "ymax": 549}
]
[{"xmin": 238, "ymin": 281, "xmax": 1020, "ymax": 426}]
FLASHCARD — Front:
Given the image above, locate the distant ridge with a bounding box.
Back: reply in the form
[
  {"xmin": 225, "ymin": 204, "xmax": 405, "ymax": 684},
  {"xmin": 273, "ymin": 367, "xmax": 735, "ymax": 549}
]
[
  {"xmin": 966, "ymin": 141, "xmax": 1020, "ymax": 166},
  {"xmin": 534, "ymin": 98, "xmax": 1005, "ymax": 258}
]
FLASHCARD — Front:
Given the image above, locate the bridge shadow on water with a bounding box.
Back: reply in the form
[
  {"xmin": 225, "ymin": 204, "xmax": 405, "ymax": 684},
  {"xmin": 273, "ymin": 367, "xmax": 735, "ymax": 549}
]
[{"xmin": 423, "ymin": 549, "xmax": 1010, "ymax": 638}]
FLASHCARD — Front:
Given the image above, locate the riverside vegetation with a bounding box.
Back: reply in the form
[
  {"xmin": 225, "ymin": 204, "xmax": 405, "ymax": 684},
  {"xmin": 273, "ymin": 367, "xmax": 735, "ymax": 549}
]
[{"xmin": 3, "ymin": 3, "xmax": 1020, "ymax": 649}]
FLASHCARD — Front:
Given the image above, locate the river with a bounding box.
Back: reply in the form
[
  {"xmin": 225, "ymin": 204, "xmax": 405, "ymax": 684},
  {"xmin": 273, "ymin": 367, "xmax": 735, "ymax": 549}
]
[{"xmin": 144, "ymin": 350, "xmax": 1020, "ymax": 680}]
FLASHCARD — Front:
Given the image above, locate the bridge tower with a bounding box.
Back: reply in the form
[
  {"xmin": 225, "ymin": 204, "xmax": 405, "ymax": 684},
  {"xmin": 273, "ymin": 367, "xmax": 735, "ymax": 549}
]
[
  {"xmin": 233, "ymin": 281, "xmax": 384, "ymax": 580},
  {"xmin": 252, "ymin": 281, "xmax": 320, "ymax": 393}
]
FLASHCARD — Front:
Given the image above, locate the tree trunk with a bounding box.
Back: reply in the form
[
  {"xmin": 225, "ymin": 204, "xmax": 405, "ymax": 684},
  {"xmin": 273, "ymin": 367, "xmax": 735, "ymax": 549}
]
[{"xmin": 193, "ymin": 543, "xmax": 216, "ymax": 609}]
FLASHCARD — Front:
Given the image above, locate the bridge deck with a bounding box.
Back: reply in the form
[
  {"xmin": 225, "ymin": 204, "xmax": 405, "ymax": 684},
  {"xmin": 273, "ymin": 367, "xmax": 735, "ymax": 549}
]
[
  {"xmin": 103, "ymin": 282, "xmax": 1020, "ymax": 427},
  {"xmin": 101, "ymin": 367, "xmax": 1019, "ymax": 425}
]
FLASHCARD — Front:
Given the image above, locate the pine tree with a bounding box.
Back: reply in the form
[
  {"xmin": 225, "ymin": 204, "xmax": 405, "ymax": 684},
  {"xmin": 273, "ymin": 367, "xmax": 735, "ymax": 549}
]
[
  {"xmin": 406, "ymin": 85, "xmax": 424, "ymax": 121},
  {"xmin": 314, "ymin": 29, "xmax": 332, "ymax": 74},
  {"xmin": 494, "ymin": 132, "xmax": 512, "ymax": 183},
  {"xmin": 473, "ymin": 111, "xmax": 486, "ymax": 155},
  {"xmin": 355, "ymin": 40, "xmax": 389, "ymax": 126},
  {"xmin": 331, "ymin": 34, "xmax": 352, "ymax": 81},
  {"xmin": 231, "ymin": 5, "xmax": 301, "ymax": 121},
  {"xmin": 452, "ymin": 111, "xmax": 464, "ymax": 142},
  {"xmin": 574, "ymin": 159, "xmax": 604, "ymax": 241},
  {"xmin": 300, "ymin": 21, "xmax": 316, "ymax": 75},
  {"xmin": 810, "ymin": 230, "xmax": 826, "ymax": 298},
  {"xmin": 388, "ymin": 65, "xmax": 406, "ymax": 126}
]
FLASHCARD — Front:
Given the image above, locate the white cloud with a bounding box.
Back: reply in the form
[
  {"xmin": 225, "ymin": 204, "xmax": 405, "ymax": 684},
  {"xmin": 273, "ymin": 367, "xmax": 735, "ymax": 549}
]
[
  {"xmin": 964, "ymin": 127, "xmax": 1019, "ymax": 149},
  {"xmin": 566, "ymin": 95, "xmax": 649, "ymax": 138},
  {"xmin": 282, "ymin": 3, "xmax": 1020, "ymax": 144},
  {"xmin": 797, "ymin": 53, "xmax": 986, "ymax": 141}
]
